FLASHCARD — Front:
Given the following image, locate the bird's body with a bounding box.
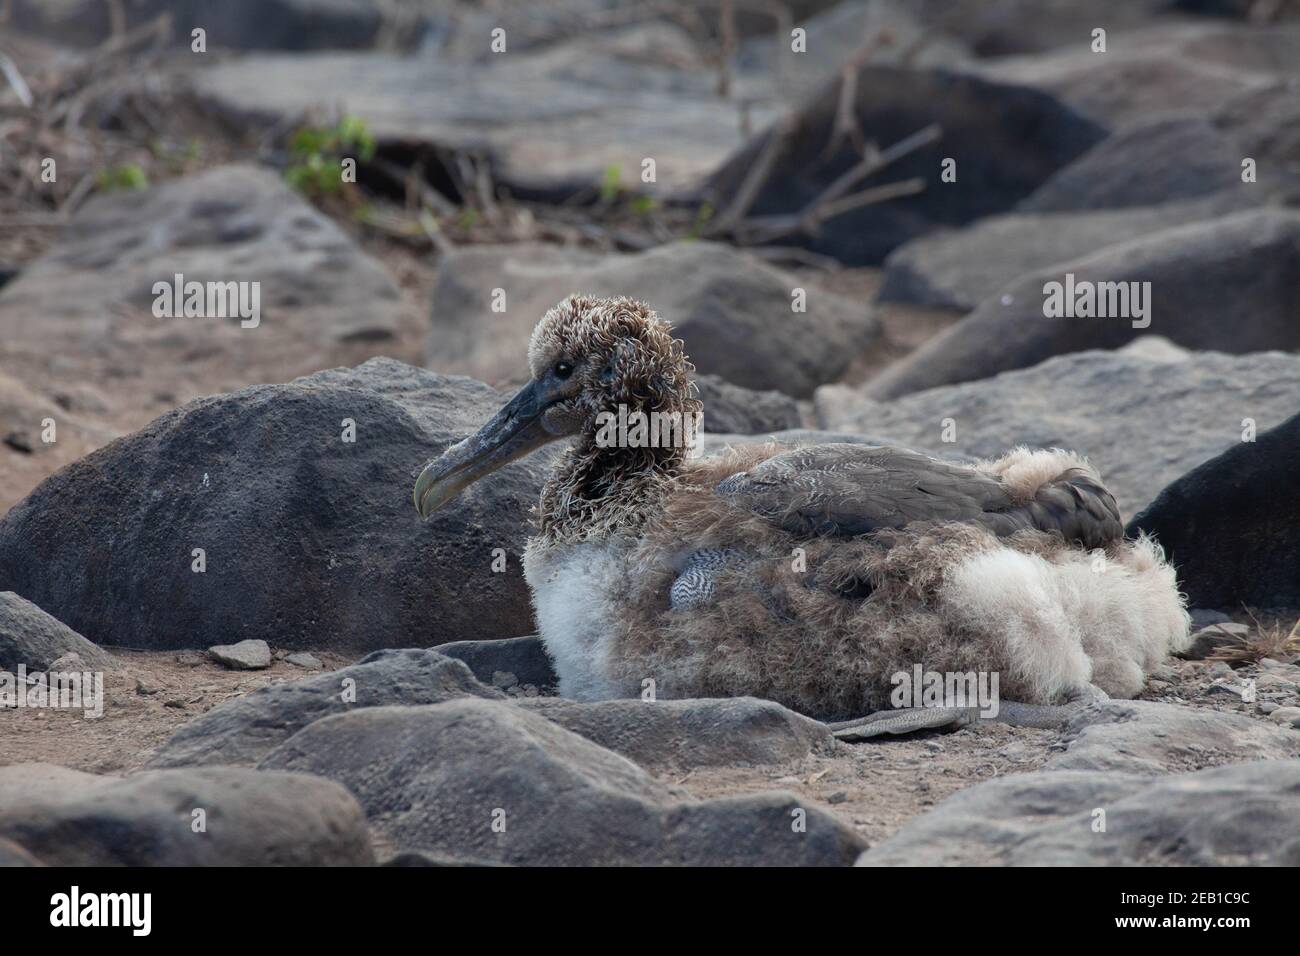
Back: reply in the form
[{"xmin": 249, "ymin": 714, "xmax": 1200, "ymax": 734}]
[{"xmin": 417, "ymin": 296, "xmax": 1191, "ymax": 722}]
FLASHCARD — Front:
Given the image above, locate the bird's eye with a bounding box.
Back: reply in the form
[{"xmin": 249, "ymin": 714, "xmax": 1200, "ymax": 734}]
[{"xmin": 554, "ymin": 361, "xmax": 573, "ymax": 380}]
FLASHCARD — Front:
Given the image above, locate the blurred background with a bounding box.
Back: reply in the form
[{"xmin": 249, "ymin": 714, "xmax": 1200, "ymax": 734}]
[{"xmin": 1, "ymin": 0, "xmax": 1298, "ymax": 516}]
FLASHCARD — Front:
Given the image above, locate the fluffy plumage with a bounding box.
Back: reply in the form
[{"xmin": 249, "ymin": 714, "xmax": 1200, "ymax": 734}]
[{"xmin": 426, "ymin": 294, "xmax": 1190, "ymax": 721}]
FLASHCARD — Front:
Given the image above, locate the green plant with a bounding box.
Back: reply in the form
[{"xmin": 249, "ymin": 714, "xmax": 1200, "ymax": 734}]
[
  {"xmin": 687, "ymin": 201, "xmax": 715, "ymax": 239},
  {"xmin": 96, "ymin": 164, "xmax": 149, "ymax": 192},
  {"xmin": 284, "ymin": 116, "xmax": 377, "ymax": 197},
  {"xmin": 598, "ymin": 163, "xmax": 622, "ymax": 203},
  {"xmin": 630, "ymin": 195, "xmax": 658, "ymax": 217}
]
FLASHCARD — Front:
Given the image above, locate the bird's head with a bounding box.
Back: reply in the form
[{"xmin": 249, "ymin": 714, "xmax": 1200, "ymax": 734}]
[{"xmin": 414, "ymin": 294, "xmax": 697, "ymax": 519}]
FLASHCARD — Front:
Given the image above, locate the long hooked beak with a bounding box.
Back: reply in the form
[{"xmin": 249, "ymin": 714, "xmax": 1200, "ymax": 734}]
[{"xmin": 413, "ymin": 380, "xmax": 558, "ymax": 520}]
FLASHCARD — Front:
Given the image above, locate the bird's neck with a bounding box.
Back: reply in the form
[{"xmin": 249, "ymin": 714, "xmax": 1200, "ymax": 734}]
[{"xmin": 536, "ymin": 406, "xmax": 699, "ymax": 541}]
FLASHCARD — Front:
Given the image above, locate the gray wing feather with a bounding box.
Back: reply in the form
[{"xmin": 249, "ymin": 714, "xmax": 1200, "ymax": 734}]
[{"xmin": 717, "ymin": 444, "xmax": 1122, "ymax": 548}]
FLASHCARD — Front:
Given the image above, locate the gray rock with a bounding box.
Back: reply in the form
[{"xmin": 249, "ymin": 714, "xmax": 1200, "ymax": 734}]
[
  {"xmin": 735, "ymin": 0, "xmax": 972, "ymax": 105},
  {"xmin": 0, "ymin": 835, "xmax": 43, "ymax": 866},
  {"xmin": 1214, "ymin": 82, "xmax": 1300, "ymax": 204},
  {"xmin": 148, "ymin": 649, "xmax": 503, "ymax": 769},
  {"xmin": 858, "ymin": 760, "xmax": 1300, "ymax": 866},
  {"xmin": 0, "ymin": 762, "xmax": 374, "ymax": 866},
  {"xmin": 1180, "ymin": 623, "xmax": 1251, "ymax": 661},
  {"xmin": 47, "ymin": 652, "xmax": 85, "ymax": 672},
  {"xmin": 0, "ymin": 592, "xmax": 117, "ymax": 672},
  {"xmin": 191, "ymin": 25, "xmax": 775, "ymax": 197},
  {"xmin": 1049, "ymin": 700, "xmax": 1299, "ymax": 775},
  {"xmin": 0, "ymin": 359, "xmax": 557, "ymax": 651},
  {"xmin": 818, "ymin": 349, "xmax": 1300, "ymax": 518},
  {"xmin": 1189, "ymin": 608, "xmax": 1233, "ymax": 629},
  {"xmin": 9, "ymin": 0, "xmax": 392, "ymax": 50},
  {"xmin": 879, "ymin": 196, "xmax": 1238, "ymax": 311},
  {"xmin": 0, "ymin": 371, "xmax": 115, "ymax": 460},
  {"xmin": 867, "ymin": 209, "xmax": 1300, "ymax": 398},
  {"xmin": 435, "ymin": 636, "xmax": 558, "ymax": 692},
  {"xmin": 0, "ymin": 164, "xmax": 401, "ymax": 346},
  {"xmin": 693, "ymin": 375, "xmax": 803, "ymax": 435},
  {"xmin": 285, "ymin": 652, "xmax": 324, "ymax": 669},
  {"xmin": 1269, "ymin": 707, "xmax": 1300, "ymax": 728},
  {"xmin": 703, "ymin": 64, "xmax": 1105, "ymax": 264},
  {"xmin": 906, "ymin": 0, "xmax": 1172, "ymax": 57},
  {"xmin": 514, "ymin": 696, "xmax": 836, "ymax": 770},
  {"xmin": 427, "ymin": 242, "xmax": 876, "ymax": 397},
  {"xmin": 208, "ymin": 639, "xmax": 272, "ymax": 670},
  {"xmin": 1128, "ymin": 410, "xmax": 1300, "ymax": 610},
  {"xmin": 261, "ymin": 698, "xmax": 866, "ymax": 865},
  {"xmin": 380, "ymin": 850, "xmax": 507, "ymax": 867},
  {"xmin": 1019, "ymin": 115, "xmax": 1256, "ymax": 212},
  {"xmin": 978, "ymin": 22, "xmax": 1287, "ymax": 128},
  {"xmin": 882, "ymin": 90, "xmax": 1300, "ymax": 310}
]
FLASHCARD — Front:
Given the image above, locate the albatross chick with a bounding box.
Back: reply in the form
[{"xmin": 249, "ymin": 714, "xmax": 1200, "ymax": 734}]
[{"xmin": 414, "ymin": 295, "xmax": 1190, "ymax": 732}]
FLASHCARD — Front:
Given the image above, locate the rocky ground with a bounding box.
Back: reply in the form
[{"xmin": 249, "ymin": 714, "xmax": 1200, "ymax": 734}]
[{"xmin": 1, "ymin": 0, "xmax": 1299, "ymax": 866}]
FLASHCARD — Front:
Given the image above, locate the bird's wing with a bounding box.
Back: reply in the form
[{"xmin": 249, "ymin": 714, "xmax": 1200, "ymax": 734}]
[{"xmin": 715, "ymin": 443, "xmax": 1122, "ymax": 547}]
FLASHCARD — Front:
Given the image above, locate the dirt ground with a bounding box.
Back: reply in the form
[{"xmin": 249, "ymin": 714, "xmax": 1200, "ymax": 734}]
[
  {"xmin": 3, "ymin": 641, "xmax": 1290, "ymax": 847},
  {"xmin": 0, "ymin": 649, "xmax": 353, "ymax": 774}
]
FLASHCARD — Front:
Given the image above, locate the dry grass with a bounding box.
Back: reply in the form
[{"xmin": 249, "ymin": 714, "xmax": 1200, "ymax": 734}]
[{"xmin": 1207, "ymin": 613, "xmax": 1300, "ymax": 664}]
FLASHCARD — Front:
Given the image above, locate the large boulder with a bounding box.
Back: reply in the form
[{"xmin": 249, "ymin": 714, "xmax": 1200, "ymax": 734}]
[
  {"xmin": 701, "ymin": 64, "xmax": 1105, "ymax": 264},
  {"xmin": 735, "ymin": 0, "xmax": 972, "ymax": 105},
  {"xmin": 904, "ymin": 0, "xmax": 1177, "ymax": 57},
  {"xmin": 148, "ymin": 649, "xmax": 503, "ymax": 769},
  {"xmin": 867, "ymin": 209, "xmax": 1300, "ymax": 398},
  {"xmin": 0, "ymin": 763, "xmax": 374, "ymax": 866},
  {"xmin": 0, "ymin": 592, "xmax": 117, "ymax": 672},
  {"xmin": 514, "ymin": 697, "xmax": 836, "ymax": 771},
  {"xmin": 190, "ymin": 24, "xmax": 776, "ymax": 197},
  {"xmin": 0, "ymin": 164, "xmax": 409, "ymax": 509},
  {"xmin": 1128, "ymin": 410, "xmax": 1300, "ymax": 609},
  {"xmin": 427, "ymin": 242, "xmax": 876, "ymax": 397},
  {"xmin": 879, "ymin": 195, "xmax": 1238, "ymax": 311},
  {"xmin": 435, "ymin": 636, "xmax": 559, "ymax": 692},
  {"xmin": 1019, "ymin": 115, "xmax": 1256, "ymax": 212},
  {"xmin": 8, "ymin": 0, "xmax": 392, "ymax": 51},
  {"xmin": 880, "ymin": 110, "xmax": 1275, "ymax": 310},
  {"xmin": 818, "ymin": 348, "xmax": 1300, "ymax": 518},
  {"xmin": 858, "ymin": 761, "xmax": 1300, "ymax": 866},
  {"xmin": 692, "ymin": 375, "xmax": 803, "ymax": 435},
  {"xmin": 0, "ymin": 164, "xmax": 401, "ymax": 347},
  {"xmin": 261, "ymin": 698, "xmax": 867, "ymax": 865},
  {"xmin": 0, "ymin": 359, "xmax": 557, "ymax": 652},
  {"xmin": 1050, "ymin": 700, "xmax": 1299, "ymax": 775},
  {"xmin": 978, "ymin": 21, "xmax": 1294, "ymax": 127}
]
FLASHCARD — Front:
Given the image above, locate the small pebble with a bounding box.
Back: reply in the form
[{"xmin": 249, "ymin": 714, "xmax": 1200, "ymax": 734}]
[{"xmin": 827, "ymin": 791, "xmax": 848, "ymax": 805}]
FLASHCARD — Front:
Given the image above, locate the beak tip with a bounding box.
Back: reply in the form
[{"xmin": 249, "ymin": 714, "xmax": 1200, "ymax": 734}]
[{"xmin": 413, "ymin": 469, "xmax": 433, "ymax": 521}]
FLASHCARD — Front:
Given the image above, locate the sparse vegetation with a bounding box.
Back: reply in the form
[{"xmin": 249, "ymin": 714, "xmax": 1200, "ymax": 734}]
[
  {"xmin": 284, "ymin": 116, "xmax": 377, "ymax": 198},
  {"xmin": 1208, "ymin": 613, "xmax": 1300, "ymax": 664},
  {"xmin": 95, "ymin": 163, "xmax": 148, "ymax": 192}
]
